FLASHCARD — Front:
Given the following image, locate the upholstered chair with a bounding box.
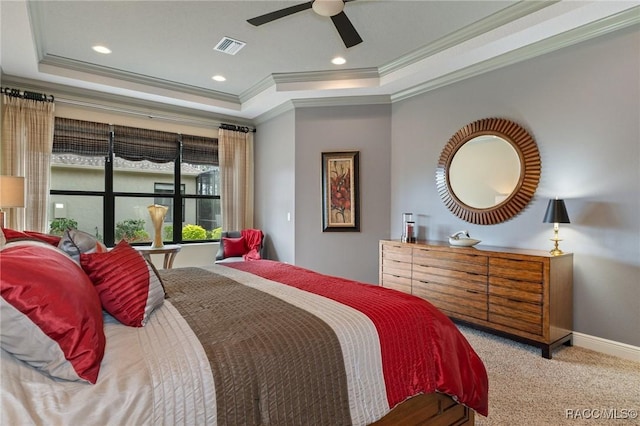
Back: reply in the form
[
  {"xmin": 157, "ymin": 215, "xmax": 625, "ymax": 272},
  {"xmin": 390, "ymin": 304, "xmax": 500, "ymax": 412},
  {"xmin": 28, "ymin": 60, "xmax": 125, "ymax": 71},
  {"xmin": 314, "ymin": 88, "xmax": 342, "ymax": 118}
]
[{"xmin": 215, "ymin": 230, "xmax": 265, "ymax": 263}]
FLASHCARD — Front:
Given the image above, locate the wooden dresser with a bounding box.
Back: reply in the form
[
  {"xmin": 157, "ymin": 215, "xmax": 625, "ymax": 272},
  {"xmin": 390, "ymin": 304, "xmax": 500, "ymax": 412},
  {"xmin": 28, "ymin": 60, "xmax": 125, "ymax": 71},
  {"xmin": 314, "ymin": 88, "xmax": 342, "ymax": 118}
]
[{"xmin": 379, "ymin": 240, "xmax": 573, "ymax": 359}]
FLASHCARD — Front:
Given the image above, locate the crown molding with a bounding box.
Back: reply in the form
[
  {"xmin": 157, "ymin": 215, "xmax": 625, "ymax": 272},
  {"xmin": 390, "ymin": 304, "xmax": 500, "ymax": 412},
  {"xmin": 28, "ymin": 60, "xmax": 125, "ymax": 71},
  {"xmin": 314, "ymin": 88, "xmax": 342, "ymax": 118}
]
[
  {"xmin": 392, "ymin": 6, "xmax": 640, "ymax": 103},
  {"xmin": 240, "ymin": 68, "xmax": 380, "ymax": 103},
  {"xmin": 379, "ymin": 1, "xmax": 557, "ymax": 77},
  {"xmin": 1, "ymin": 74, "xmax": 253, "ymax": 129},
  {"xmin": 272, "ymin": 68, "xmax": 380, "ymax": 85},
  {"xmin": 290, "ymin": 95, "xmax": 391, "ymax": 109},
  {"xmin": 39, "ymin": 54, "xmax": 240, "ymax": 108},
  {"xmin": 253, "ymin": 95, "xmax": 391, "ymax": 125},
  {"xmin": 253, "ymin": 100, "xmax": 296, "ymax": 125},
  {"xmin": 240, "ymin": 74, "xmax": 277, "ymax": 104}
]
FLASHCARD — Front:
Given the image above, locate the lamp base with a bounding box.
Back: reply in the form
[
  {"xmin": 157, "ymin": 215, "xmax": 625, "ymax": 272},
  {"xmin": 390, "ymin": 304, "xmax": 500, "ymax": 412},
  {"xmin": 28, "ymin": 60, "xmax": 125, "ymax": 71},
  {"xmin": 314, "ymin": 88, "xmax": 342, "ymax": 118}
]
[{"xmin": 549, "ymin": 237, "xmax": 564, "ymax": 256}]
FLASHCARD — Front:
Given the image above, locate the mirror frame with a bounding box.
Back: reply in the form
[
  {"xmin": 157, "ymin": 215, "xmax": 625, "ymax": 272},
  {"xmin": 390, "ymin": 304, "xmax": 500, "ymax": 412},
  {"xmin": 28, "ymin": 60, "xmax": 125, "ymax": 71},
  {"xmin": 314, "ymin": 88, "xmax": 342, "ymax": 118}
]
[{"xmin": 435, "ymin": 118, "xmax": 541, "ymax": 225}]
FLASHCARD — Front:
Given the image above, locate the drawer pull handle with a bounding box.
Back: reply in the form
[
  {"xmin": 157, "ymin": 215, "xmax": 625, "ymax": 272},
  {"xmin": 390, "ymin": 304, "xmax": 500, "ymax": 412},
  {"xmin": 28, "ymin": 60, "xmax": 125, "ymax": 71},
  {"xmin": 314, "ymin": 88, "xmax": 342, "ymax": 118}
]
[
  {"xmin": 466, "ymin": 290, "xmax": 480, "ymax": 294},
  {"xmin": 504, "ymin": 297, "xmax": 539, "ymax": 305}
]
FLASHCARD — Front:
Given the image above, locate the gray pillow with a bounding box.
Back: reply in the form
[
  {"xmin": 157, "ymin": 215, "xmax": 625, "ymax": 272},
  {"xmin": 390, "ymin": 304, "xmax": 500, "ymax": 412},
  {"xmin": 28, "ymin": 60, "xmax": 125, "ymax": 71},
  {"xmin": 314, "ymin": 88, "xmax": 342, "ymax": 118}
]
[{"xmin": 58, "ymin": 229, "xmax": 108, "ymax": 262}]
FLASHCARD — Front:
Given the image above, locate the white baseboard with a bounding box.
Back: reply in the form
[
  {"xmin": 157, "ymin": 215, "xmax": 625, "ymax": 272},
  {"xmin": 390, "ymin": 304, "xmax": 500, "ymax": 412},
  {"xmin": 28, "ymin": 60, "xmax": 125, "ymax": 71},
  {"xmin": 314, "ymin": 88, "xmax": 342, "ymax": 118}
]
[{"xmin": 573, "ymin": 332, "xmax": 640, "ymax": 362}]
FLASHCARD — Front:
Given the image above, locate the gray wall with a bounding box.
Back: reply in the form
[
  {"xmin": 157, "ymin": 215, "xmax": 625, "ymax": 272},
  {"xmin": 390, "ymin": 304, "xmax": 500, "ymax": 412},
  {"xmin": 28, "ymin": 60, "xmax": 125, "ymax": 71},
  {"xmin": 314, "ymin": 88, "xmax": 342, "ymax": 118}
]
[
  {"xmin": 254, "ymin": 109, "xmax": 296, "ymax": 263},
  {"xmin": 255, "ymin": 27, "xmax": 639, "ymax": 346},
  {"xmin": 293, "ymin": 105, "xmax": 392, "ymax": 283},
  {"xmin": 391, "ymin": 28, "xmax": 639, "ymax": 346},
  {"xmin": 256, "ymin": 103, "xmax": 392, "ymax": 284}
]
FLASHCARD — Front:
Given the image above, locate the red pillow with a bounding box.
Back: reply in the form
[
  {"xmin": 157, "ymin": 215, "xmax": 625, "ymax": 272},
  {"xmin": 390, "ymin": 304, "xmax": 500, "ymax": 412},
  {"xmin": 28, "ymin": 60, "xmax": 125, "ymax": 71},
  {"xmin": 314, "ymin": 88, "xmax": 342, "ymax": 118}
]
[
  {"xmin": 223, "ymin": 236, "xmax": 247, "ymax": 258},
  {"xmin": 80, "ymin": 240, "xmax": 165, "ymax": 327},
  {"xmin": 0, "ymin": 240, "xmax": 105, "ymax": 384},
  {"xmin": 1, "ymin": 227, "xmax": 61, "ymax": 246}
]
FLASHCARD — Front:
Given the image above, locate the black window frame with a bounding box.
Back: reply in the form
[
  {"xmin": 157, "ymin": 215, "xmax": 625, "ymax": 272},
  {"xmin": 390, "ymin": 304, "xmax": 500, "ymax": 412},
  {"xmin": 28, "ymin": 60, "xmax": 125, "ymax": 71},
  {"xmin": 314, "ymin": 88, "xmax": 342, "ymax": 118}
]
[
  {"xmin": 50, "ymin": 121, "xmax": 220, "ymax": 247},
  {"xmin": 154, "ymin": 182, "xmax": 185, "ymax": 222}
]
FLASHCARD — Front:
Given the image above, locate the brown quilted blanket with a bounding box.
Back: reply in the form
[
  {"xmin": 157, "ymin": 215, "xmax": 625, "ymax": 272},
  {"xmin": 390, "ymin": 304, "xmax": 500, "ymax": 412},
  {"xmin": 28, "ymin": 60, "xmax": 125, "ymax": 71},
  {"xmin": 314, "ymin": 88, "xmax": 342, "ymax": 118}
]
[{"xmin": 160, "ymin": 267, "xmax": 352, "ymax": 425}]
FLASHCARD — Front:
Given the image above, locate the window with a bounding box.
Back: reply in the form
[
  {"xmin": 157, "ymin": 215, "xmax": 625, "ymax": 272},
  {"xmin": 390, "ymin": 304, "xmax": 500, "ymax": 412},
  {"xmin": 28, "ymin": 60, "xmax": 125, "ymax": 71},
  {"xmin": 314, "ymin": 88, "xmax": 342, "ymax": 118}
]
[
  {"xmin": 154, "ymin": 183, "xmax": 185, "ymax": 222},
  {"xmin": 195, "ymin": 169, "xmax": 220, "ymax": 230},
  {"xmin": 50, "ymin": 118, "xmax": 220, "ymax": 246}
]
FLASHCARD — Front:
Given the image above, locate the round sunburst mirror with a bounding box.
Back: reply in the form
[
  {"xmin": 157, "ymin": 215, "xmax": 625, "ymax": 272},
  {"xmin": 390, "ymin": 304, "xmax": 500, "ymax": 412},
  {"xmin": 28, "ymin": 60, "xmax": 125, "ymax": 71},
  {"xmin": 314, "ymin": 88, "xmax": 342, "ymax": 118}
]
[{"xmin": 435, "ymin": 118, "xmax": 541, "ymax": 225}]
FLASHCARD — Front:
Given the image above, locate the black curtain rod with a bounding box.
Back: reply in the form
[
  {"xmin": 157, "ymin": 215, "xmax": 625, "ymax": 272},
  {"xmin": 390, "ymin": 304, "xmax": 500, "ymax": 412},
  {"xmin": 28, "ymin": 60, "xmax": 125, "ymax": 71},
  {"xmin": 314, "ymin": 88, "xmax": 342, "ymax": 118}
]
[
  {"xmin": 1, "ymin": 87, "xmax": 54, "ymax": 103},
  {"xmin": 219, "ymin": 123, "xmax": 255, "ymax": 133}
]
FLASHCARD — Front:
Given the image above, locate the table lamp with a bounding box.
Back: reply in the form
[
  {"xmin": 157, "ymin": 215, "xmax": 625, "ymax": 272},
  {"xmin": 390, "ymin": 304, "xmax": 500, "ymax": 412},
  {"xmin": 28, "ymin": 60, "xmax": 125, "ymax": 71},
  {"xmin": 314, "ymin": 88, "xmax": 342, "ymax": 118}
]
[
  {"xmin": 0, "ymin": 176, "xmax": 25, "ymax": 228},
  {"xmin": 543, "ymin": 198, "xmax": 570, "ymax": 256}
]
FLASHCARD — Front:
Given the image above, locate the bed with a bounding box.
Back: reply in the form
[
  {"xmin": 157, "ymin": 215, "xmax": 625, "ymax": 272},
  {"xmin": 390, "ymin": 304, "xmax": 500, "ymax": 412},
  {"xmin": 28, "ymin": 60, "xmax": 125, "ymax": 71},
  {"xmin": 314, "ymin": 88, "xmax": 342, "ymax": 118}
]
[{"xmin": 1, "ymin": 232, "xmax": 488, "ymax": 425}]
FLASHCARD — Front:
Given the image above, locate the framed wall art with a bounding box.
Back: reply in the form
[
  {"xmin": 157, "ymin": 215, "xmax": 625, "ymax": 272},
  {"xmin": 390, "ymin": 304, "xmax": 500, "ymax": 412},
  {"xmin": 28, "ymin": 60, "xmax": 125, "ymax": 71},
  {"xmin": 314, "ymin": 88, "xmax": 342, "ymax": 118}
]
[{"xmin": 322, "ymin": 151, "xmax": 360, "ymax": 232}]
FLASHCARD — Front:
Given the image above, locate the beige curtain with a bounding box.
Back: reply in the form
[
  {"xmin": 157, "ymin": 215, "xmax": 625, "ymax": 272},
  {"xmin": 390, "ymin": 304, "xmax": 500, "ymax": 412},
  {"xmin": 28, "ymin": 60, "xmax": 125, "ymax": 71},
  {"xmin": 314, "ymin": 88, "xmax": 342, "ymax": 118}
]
[
  {"xmin": 1, "ymin": 95, "xmax": 55, "ymax": 231},
  {"xmin": 218, "ymin": 128, "xmax": 254, "ymax": 231}
]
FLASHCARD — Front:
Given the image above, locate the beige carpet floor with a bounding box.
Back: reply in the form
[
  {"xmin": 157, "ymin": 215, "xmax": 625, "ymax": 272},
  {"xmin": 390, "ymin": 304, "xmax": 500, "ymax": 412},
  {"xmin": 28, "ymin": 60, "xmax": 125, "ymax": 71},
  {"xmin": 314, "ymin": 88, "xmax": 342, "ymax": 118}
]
[{"xmin": 457, "ymin": 326, "xmax": 640, "ymax": 426}]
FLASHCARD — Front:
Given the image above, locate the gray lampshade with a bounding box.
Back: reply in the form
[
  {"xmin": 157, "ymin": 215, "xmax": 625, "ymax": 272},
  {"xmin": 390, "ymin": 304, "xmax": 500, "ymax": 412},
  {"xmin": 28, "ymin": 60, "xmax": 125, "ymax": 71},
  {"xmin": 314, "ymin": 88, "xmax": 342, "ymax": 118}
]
[{"xmin": 543, "ymin": 199, "xmax": 570, "ymax": 224}]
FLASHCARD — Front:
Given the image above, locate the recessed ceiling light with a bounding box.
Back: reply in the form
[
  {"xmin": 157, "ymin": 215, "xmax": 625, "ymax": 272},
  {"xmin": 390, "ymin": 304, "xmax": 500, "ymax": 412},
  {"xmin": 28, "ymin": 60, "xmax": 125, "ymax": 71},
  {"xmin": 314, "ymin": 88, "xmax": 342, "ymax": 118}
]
[
  {"xmin": 332, "ymin": 56, "xmax": 346, "ymax": 65},
  {"xmin": 92, "ymin": 45, "xmax": 111, "ymax": 54},
  {"xmin": 212, "ymin": 75, "xmax": 226, "ymax": 82}
]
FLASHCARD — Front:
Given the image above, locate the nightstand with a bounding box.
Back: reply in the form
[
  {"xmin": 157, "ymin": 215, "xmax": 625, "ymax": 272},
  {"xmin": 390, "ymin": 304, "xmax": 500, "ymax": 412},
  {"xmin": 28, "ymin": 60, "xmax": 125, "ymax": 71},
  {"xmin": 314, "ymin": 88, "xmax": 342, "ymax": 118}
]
[{"xmin": 135, "ymin": 244, "xmax": 181, "ymax": 269}]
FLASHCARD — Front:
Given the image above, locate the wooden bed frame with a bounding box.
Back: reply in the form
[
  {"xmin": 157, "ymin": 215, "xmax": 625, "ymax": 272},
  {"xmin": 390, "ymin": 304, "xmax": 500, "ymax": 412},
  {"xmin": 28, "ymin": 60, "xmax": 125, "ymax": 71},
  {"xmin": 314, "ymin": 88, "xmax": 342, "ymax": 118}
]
[{"xmin": 372, "ymin": 393, "xmax": 474, "ymax": 426}]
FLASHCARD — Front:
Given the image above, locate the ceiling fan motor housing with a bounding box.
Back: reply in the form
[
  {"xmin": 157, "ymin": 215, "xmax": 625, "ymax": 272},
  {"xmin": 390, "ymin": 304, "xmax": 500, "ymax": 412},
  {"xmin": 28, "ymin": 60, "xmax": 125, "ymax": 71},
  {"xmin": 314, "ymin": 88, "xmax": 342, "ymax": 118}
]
[{"xmin": 312, "ymin": 0, "xmax": 345, "ymax": 17}]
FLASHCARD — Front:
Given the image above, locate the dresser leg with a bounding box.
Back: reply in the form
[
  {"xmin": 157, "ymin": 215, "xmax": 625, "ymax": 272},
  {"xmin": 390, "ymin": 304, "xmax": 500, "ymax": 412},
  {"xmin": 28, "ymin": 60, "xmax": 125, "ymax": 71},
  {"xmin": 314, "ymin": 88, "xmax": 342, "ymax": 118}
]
[{"xmin": 542, "ymin": 334, "xmax": 573, "ymax": 359}]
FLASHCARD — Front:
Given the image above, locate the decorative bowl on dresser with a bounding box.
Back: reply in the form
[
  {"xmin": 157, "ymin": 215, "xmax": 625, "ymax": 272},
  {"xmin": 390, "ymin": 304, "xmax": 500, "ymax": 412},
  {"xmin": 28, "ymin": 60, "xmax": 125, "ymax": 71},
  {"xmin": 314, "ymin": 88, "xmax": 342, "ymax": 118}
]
[{"xmin": 379, "ymin": 239, "xmax": 573, "ymax": 359}]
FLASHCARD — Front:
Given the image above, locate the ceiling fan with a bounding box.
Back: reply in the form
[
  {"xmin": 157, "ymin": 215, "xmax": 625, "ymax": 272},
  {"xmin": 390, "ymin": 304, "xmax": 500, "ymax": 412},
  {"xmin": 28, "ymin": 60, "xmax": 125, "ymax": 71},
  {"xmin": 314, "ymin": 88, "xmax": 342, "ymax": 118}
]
[{"xmin": 247, "ymin": 0, "xmax": 362, "ymax": 48}]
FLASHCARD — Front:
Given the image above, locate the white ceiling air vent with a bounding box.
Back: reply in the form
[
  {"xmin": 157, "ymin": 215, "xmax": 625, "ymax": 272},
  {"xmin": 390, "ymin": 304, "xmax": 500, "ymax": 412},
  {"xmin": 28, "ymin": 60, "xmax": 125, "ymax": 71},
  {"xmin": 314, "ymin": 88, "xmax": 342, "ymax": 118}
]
[{"xmin": 214, "ymin": 37, "xmax": 246, "ymax": 55}]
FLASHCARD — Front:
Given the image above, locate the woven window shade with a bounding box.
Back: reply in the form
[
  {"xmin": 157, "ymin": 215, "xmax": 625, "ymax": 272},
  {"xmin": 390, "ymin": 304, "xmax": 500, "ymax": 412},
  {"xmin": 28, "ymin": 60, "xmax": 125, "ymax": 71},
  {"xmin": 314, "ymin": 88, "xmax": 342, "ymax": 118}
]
[
  {"xmin": 182, "ymin": 134, "xmax": 218, "ymax": 165},
  {"xmin": 53, "ymin": 119, "xmax": 216, "ymax": 165},
  {"xmin": 113, "ymin": 125, "xmax": 178, "ymax": 163},
  {"xmin": 52, "ymin": 117, "xmax": 110, "ymax": 156}
]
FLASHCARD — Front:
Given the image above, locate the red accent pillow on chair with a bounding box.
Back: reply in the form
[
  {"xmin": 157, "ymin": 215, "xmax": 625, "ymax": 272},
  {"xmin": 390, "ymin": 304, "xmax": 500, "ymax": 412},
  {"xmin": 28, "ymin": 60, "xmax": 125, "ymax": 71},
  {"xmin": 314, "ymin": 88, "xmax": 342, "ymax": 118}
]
[{"xmin": 222, "ymin": 236, "xmax": 247, "ymax": 258}]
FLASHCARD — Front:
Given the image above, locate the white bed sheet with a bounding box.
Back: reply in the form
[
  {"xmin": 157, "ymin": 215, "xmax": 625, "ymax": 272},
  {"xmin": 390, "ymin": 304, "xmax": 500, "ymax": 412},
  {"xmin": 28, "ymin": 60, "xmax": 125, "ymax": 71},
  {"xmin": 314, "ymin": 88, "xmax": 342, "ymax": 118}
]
[{"xmin": 1, "ymin": 302, "xmax": 215, "ymax": 426}]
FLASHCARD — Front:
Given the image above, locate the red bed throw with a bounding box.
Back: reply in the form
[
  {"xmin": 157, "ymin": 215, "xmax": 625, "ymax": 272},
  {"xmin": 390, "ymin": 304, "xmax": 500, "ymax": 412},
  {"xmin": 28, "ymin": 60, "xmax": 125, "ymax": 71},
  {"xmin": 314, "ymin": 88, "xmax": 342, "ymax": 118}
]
[
  {"xmin": 240, "ymin": 228, "xmax": 263, "ymax": 260},
  {"xmin": 227, "ymin": 260, "xmax": 489, "ymax": 417}
]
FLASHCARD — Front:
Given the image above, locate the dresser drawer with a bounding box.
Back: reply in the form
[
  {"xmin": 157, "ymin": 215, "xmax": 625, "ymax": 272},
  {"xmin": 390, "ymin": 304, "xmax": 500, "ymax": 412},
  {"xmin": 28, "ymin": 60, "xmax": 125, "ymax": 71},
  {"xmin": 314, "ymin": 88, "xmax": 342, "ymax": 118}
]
[
  {"xmin": 381, "ymin": 243, "xmax": 412, "ymax": 263},
  {"xmin": 414, "ymin": 248, "xmax": 487, "ymax": 267},
  {"xmin": 381, "ymin": 273, "xmax": 411, "ymax": 294},
  {"xmin": 489, "ymin": 297, "xmax": 543, "ymax": 336},
  {"xmin": 381, "ymin": 258, "xmax": 412, "ymax": 279},
  {"xmin": 413, "ymin": 264, "xmax": 486, "ymax": 292},
  {"xmin": 489, "ymin": 257, "xmax": 543, "ymax": 282},
  {"xmin": 414, "ymin": 280, "xmax": 487, "ymax": 321},
  {"xmin": 413, "ymin": 280, "xmax": 486, "ymax": 307},
  {"xmin": 489, "ymin": 276, "xmax": 542, "ymax": 303}
]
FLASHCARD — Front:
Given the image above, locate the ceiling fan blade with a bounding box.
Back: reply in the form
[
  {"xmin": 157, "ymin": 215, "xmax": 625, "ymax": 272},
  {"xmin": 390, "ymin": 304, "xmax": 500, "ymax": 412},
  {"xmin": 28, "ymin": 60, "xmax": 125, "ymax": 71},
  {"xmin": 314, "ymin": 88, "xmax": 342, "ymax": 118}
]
[
  {"xmin": 330, "ymin": 11, "xmax": 362, "ymax": 48},
  {"xmin": 247, "ymin": 2, "xmax": 313, "ymax": 26}
]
